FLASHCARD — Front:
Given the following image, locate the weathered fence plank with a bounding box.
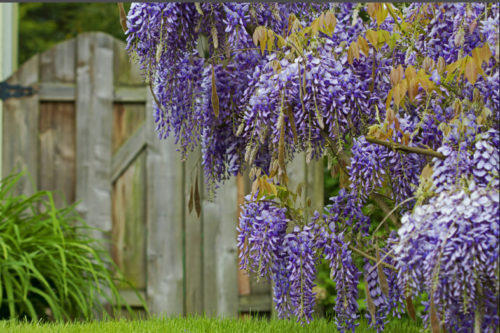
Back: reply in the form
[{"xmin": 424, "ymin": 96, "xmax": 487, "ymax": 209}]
[
  {"xmin": 203, "ymin": 178, "xmax": 239, "ymax": 317},
  {"xmin": 111, "ymin": 151, "xmax": 147, "ymax": 289},
  {"xmin": 75, "ymin": 33, "xmax": 114, "ymax": 242},
  {"xmin": 38, "ymin": 102, "xmax": 76, "ymax": 207},
  {"xmin": 184, "ymin": 149, "xmax": 203, "ymax": 315},
  {"xmin": 145, "ymin": 89, "xmax": 184, "ymax": 316},
  {"xmin": 2, "ymin": 54, "xmax": 39, "ymax": 195}
]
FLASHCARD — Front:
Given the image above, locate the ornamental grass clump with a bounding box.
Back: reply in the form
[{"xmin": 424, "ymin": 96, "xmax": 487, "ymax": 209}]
[{"xmin": 0, "ymin": 173, "xmax": 132, "ymax": 321}]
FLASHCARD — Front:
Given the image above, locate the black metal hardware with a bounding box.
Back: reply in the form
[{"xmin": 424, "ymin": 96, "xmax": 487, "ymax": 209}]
[{"xmin": 0, "ymin": 81, "xmax": 34, "ymax": 101}]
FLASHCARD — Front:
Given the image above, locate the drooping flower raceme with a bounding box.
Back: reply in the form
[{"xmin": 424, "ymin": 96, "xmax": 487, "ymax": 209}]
[
  {"xmin": 394, "ymin": 185, "xmax": 499, "ymax": 332},
  {"xmin": 126, "ymin": 2, "xmax": 500, "ymax": 330}
]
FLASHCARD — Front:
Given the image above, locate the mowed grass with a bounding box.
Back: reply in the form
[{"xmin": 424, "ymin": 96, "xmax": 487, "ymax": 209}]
[{"xmin": 0, "ymin": 316, "xmax": 421, "ymax": 333}]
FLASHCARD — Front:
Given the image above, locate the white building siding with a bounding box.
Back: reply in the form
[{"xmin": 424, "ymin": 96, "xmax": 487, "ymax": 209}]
[{"xmin": 0, "ymin": 3, "xmax": 19, "ymax": 175}]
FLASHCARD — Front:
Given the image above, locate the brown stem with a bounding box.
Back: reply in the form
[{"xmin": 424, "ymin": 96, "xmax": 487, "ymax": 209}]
[{"xmin": 366, "ymin": 137, "xmax": 445, "ymax": 159}]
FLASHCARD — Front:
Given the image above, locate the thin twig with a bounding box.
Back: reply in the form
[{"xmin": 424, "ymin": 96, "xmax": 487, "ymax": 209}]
[
  {"xmin": 371, "ymin": 193, "xmax": 401, "ymax": 227},
  {"xmin": 349, "ymin": 245, "xmax": 397, "ymax": 271},
  {"xmin": 366, "ymin": 137, "xmax": 445, "ymax": 159},
  {"xmin": 374, "ymin": 196, "xmax": 415, "ymax": 234}
]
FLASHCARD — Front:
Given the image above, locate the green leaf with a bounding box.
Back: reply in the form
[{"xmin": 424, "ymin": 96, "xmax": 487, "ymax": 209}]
[{"xmin": 196, "ymin": 34, "xmax": 210, "ymax": 59}]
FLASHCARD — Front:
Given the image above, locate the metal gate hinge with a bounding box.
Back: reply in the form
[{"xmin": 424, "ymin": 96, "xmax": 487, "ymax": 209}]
[{"xmin": 0, "ymin": 81, "xmax": 35, "ymax": 101}]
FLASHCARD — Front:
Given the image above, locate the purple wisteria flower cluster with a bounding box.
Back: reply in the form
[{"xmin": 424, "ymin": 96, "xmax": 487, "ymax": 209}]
[
  {"xmin": 126, "ymin": 2, "xmax": 499, "ymax": 331},
  {"xmin": 394, "ymin": 184, "xmax": 499, "ymax": 332}
]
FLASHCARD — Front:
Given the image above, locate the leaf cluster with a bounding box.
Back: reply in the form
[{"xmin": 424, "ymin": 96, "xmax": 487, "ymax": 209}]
[{"xmin": 0, "ymin": 173, "xmax": 141, "ymax": 321}]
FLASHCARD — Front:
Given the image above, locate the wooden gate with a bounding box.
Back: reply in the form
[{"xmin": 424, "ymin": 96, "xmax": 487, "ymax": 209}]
[{"xmin": 1, "ymin": 32, "xmax": 323, "ymax": 317}]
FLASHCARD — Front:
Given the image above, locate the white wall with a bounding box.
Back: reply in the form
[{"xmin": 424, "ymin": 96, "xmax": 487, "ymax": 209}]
[{"xmin": 0, "ymin": 3, "xmax": 19, "ymax": 176}]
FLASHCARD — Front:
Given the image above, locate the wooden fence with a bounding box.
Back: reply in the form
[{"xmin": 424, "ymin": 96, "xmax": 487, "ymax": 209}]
[{"xmin": 1, "ymin": 32, "xmax": 323, "ymax": 317}]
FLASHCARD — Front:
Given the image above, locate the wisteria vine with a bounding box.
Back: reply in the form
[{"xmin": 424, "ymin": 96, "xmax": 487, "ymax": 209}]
[{"xmin": 126, "ymin": 3, "xmax": 499, "ymax": 332}]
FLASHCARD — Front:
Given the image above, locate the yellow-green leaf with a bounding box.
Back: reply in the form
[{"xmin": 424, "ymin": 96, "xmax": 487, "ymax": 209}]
[
  {"xmin": 347, "ymin": 41, "xmax": 360, "ymax": 65},
  {"xmin": 408, "ymin": 78, "xmax": 418, "ymax": 102},
  {"xmin": 375, "ymin": 6, "xmax": 388, "ymax": 27},
  {"xmin": 366, "ymin": 30, "xmax": 379, "ymax": 50},
  {"xmin": 277, "ymin": 35, "xmax": 286, "ymax": 49},
  {"xmin": 377, "ymin": 29, "xmax": 390, "ymax": 47},
  {"xmin": 387, "ymin": 32, "xmax": 400, "ymax": 50},
  {"xmin": 266, "ymin": 29, "xmax": 275, "ymax": 53},
  {"xmin": 311, "ymin": 17, "xmax": 320, "ymax": 36},
  {"xmin": 386, "ymin": 88, "xmax": 394, "ymax": 111},
  {"xmin": 405, "ymin": 65, "xmax": 416, "ymax": 81},
  {"xmin": 323, "ymin": 11, "xmax": 337, "ymax": 36},
  {"xmin": 464, "ymin": 58, "xmax": 478, "ymax": 85},
  {"xmin": 358, "ymin": 36, "xmax": 369, "ymax": 56}
]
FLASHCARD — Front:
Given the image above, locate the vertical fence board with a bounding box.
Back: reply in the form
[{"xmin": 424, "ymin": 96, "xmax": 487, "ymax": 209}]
[
  {"xmin": 2, "ymin": 54, "xmax": 39, "ymax": 195},
  {"xmin": 112, "ymin": 151, "xmax": 146, "ymax": 289},
  {"xmin": 145, "ymin": 90, "xmax": 184, "ymax": 316},
  {"xmin": 202, "ymin": 189, "xmax": 217, "ymax": 316},
  {"xmin": 184, "ymin": 149, "xmax": 203, "ymax": 315},
  {"xmin": 38, "ymin": 102, "xmax": 76, "ymax": 206},
  {"xmin": 203, "ymin": 178, "xmax": 239, "ymax": 317},
  {"xmin": 75, "ymin": 33, "xmax": 114, "ymax": 242}
]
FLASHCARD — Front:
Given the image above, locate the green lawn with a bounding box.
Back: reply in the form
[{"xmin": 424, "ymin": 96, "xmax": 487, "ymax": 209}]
[{"xmin": 0, "ymin": 316, "xmax": 421, "ymax": 333}]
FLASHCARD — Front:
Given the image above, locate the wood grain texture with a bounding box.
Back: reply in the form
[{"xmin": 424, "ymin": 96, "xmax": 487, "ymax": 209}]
[
  {"xmin": 75, "ymin": 33, "xmax": 114, "ymax": 241},
  {"xmin": 39, "ymin": 83, "xmax": 75, "ymax": 101},
  {"xmin": 112, "ymin": 103, "xmax": 145, "ymax": 154},
  {"xmin": 2, "ymin": 54, "xmax": 40, "ymax": 195},
  {"xmin": 145, "ymin": 89, "xmax": 184, "ymax": 316},
  {"xmin": 38, "ymin": 102, "xmax": 76, "ymax": 207},
  {"xmin": 203, "ymin": 177, "xmax": 239, "ymax": 317},
  {"xmin": 184, "ymin": 148, "xmax": 203, "ymax": 315},
  {"xmin": 112, "ymin": 151, "xmax": 146, "ymax": 289},
  {"xmin": 40, "ymin": 39, "xmax": 75, "ymax": 84}
]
